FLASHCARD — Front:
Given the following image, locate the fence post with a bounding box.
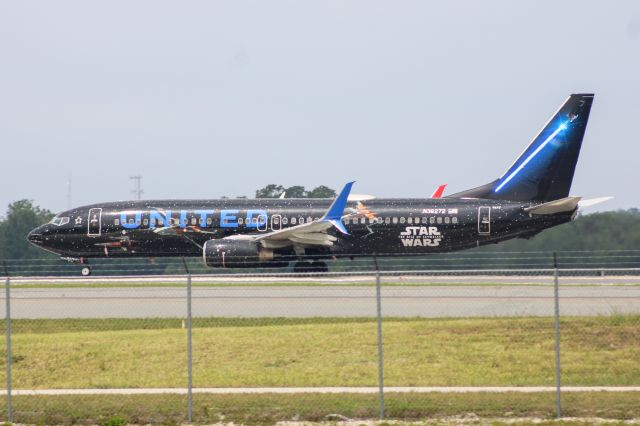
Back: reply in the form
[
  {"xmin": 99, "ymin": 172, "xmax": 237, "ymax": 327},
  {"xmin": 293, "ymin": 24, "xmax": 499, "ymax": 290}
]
[
  {"xmin": 182, "ymin": 258, "xmax": 193, "ymax": 423},
  {"xmin": 373, "ymin": 256, "xmax": 385, "ymax": 419},
  {"xmin": 4, "ymin": 261, "xmax": 11, "ymax": 423},
  {"xmin": 553, "ymin": 252, "xmax": 562, "ymax": 418}
]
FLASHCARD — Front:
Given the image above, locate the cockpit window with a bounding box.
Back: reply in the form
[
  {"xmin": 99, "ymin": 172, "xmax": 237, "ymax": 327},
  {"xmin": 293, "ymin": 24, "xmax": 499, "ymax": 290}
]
[{"xmin": 50, "ymin": 216, "xmax": 70, "ymax": 226}]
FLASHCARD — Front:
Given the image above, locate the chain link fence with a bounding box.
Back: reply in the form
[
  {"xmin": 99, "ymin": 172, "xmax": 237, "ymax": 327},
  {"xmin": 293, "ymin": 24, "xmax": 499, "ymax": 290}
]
[{"xmin": 1, "ymin": 252, "xmax": 639, "ymax": 423}]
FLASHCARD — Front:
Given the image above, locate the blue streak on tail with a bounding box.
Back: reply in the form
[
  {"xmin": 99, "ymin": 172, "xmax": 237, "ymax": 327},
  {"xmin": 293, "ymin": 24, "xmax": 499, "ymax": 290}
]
[
  {"xmin": 494, "ymin": 121, "xmax": 569, "ymax": 193},
  {"xmin": 322, "ymin": 181, "xmax": 355, "ymax": 235}
]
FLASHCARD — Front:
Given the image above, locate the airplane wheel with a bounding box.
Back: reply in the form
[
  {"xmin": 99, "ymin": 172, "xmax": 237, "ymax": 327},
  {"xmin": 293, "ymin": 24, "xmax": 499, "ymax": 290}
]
[{"xmin": 81, "ymin": 266, "xmax": 92, "ymax": 277}]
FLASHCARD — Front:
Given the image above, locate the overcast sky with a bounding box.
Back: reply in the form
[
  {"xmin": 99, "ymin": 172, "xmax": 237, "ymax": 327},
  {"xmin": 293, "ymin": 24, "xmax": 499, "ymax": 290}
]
[{"xmin": 1, "ymin": 1, "xmax": 639, "ymax": 214}]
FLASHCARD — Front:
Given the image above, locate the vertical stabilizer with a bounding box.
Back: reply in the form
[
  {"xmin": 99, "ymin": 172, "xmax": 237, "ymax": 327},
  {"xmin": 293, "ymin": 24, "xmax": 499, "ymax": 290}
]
[{"xmin": 449, "ymin": 94, "xmax": 594, "ymax": 202}]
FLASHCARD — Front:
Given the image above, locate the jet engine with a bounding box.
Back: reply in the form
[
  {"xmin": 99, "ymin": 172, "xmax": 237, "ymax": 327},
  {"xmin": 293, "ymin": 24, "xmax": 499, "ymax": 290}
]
[{"xmin": 203, "ymin": 239, "xmax": 276, "ymax": 268}]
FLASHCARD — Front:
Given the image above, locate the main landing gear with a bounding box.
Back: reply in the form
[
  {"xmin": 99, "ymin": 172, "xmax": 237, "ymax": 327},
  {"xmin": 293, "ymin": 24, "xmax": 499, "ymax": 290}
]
[{"xmin": 293, "ymin": 261, "xmax": 329, "ymax": 273}]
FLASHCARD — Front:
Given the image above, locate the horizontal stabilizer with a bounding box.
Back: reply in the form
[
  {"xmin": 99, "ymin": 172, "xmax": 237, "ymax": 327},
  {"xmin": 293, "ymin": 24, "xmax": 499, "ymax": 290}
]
[
  {"xmin": 524, "ymin": 196, "xmax": 581, "ymax": 215},
  {"xmin": 578, "ymin": 196, "xmax": 613, "ymax": 210}
]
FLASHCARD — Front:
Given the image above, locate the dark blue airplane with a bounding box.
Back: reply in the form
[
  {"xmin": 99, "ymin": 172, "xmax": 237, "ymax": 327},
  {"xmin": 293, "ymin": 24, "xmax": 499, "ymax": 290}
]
[{"xmin": 28, "ymin": 94, "xmax": 608, "ymax": 275}]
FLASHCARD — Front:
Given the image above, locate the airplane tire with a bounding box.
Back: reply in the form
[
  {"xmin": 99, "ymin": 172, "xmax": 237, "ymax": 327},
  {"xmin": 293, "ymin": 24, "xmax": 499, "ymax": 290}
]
[{"xmin": 81, "ymin": 267, "xmax": 92, "ymax": 277}]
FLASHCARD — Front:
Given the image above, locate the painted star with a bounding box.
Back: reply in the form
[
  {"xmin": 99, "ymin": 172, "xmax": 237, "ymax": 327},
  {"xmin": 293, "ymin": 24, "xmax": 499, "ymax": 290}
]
[{"xmin": 75, "ymin": 216, "xmax": 83, "ymax": 225}]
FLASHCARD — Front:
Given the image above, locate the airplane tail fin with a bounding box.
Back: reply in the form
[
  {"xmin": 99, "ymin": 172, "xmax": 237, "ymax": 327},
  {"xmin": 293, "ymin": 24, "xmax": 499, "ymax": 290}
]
[{"xmin": 448, "ymin": 94, "xmax": 594, "ymax": 202}]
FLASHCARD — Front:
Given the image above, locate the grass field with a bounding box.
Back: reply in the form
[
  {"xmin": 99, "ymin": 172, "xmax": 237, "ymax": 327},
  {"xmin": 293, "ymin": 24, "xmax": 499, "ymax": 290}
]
[
  {"xmin": 2, "ymin": 392, "xmax": 640, "ymax": 424},
  {"xmin": 0, "ymin": 316, "xmax": 638, "ymax": 388}
]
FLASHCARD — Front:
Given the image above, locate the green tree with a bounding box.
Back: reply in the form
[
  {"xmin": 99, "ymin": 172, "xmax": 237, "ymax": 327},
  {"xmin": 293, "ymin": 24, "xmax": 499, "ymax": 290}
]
[
  {"xmin": 255, "ymin": 184, "xmax": 336, "ymax": 198},
  {"xmin": 306, "ymin": 185, "xmax": 336, "ymax": 198},
  {"xmin": 283, "ymin": 185, "xmax": 306, "ymax": 198},
  {"xmin": 0, "ymin": 200, "xmax": 55, "ymax": 260},
  {"xmin": 255, "ymin": 184, "xmax": 285, "ymax": 198}
]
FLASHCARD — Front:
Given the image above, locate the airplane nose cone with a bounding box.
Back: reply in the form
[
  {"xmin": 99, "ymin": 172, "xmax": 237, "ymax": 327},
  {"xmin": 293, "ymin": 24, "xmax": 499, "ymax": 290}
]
[{"xmin": 27, "ymin": 228, "xmax": 44, "ymax": 245}]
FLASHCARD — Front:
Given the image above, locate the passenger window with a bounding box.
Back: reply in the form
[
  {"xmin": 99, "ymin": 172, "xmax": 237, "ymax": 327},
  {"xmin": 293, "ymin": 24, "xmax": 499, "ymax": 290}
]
[
  {"xmin": 191, "ymin": 217, "xmax": 197, "ymax": 225},
  {"xmin": 291, "ymin": 217, "xmax": 297, "ymax": 224},
  {"xmin": 392, "ymin": 217, "xmax": 398, "ymax": 224},
  {"xmin": 408, "ymin": 217, "xmax": 413, "ymax": 224},
  {"xmin": 445, "ymin": 217, "xmax": 450, "ymax": 224},
  {"xmin": 377, "ymin": 217, "xmax": 383, "ymax": 224},
  {"xmin": 142, "ymin": 218, "xmax": 148, "ymax": 226},
  {"xmin": 385, "ymin": 217, "xmax": 390, "ymax": 224},
  {"xmin": 400, "ymin": 217, "xmax": 406, "ymax": 224},
  {"xmin": 430, "ymin": 217, "xmax": 436, "ymax": 224},
  {"xmin": 299, "ymin": 217, "xmax": 305, "ymax": 224},
  {"xmin": 437, "ymin": 217, "xmax": 442, "ymax": 224},
  {"xmin": 307, "ymin": 217, "xmax": 312, "ymax": 223},
  {"xmin": 452, "ymin": 217, "xmax": 458, "ymax": 224},
  {"xmin": 360, "ymin": 217, "xmax": 366, "ymax": 224},
  {"xmin": 206, "ymin": 217, "xmax": 213, "ymax": 225},
  {"xmin": 128, "ymin": 218, "xmax": 134, "ymax": 224},
  {"xmin": 115, "ymin": 219, "xmax": 120, "ymax": 225},
  {"xmin": 283, "ymin": 217, "xmax": 289, "ymax": 225},
  {"xmin": 422, "ymin": 217, "xmax": 428, "ymax": 224},
  {"xmin": 238, "ymin": 218, "xmax": 244, "ymax": 225}
]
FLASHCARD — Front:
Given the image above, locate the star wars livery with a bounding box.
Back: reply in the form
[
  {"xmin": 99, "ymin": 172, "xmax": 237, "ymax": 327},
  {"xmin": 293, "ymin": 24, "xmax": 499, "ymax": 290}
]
[{"xmin": 29, "ymin": 94, "xmax": 607, "ymax": 275}]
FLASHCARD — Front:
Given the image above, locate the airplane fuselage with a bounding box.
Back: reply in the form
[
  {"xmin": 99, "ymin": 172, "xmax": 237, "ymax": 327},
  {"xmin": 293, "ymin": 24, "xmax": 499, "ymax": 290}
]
[{"xmin": 28, "ymin": 197, "xmax": 572, "ymax": 265}]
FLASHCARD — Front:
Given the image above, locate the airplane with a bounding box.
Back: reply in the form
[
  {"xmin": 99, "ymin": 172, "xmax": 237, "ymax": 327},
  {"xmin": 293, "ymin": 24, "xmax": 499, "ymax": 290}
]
[{"xmin": 28, "ymin": 93, "xmax": 608, "ymax": 276}]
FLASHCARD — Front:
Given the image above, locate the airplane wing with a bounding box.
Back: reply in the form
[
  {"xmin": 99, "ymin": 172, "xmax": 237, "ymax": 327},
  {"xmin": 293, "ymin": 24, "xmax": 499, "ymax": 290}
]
[{"xmin": 244, "ymin": 181, "xmax": 355, "ymax": 249}]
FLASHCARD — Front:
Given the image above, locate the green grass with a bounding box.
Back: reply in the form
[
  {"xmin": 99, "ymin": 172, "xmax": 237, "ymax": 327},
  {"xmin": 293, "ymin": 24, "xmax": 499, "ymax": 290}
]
[
  {"xmin": 1, "ymin": 392, "xmax": 639, "ymax": 424},
  {"xmin": 0, "ymin": 316, "xmax": 638, "ymax": 388}
]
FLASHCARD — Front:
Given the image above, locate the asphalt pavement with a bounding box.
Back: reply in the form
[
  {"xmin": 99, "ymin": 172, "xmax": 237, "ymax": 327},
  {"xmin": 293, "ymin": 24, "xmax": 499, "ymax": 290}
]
[{"xmin": 2, "ymin": 284, "xmax": 639, "ymax": 318}]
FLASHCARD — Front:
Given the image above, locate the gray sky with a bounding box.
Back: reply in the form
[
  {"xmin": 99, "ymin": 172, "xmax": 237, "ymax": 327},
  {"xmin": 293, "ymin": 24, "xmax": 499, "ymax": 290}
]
[{"xmin": 1, "ymin": 1, "xmax": 639, "ymax": 214}]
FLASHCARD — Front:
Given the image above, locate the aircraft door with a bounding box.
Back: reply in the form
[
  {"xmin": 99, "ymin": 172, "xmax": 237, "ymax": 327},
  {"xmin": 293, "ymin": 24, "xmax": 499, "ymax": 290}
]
[
  {"xmin": 478, "ymin": 207, "xmax": 491, "ymax": 235},
  {"xmin": 88, "ymin": 208, "xmax": 102, "ymax": 236},
  {"xmin": 271, "ymin": 214, "xmax": 282, "ymax": 231},
  {"xmin": 257, "ymin": 214, "xmax": 268, "ymax": 232}
]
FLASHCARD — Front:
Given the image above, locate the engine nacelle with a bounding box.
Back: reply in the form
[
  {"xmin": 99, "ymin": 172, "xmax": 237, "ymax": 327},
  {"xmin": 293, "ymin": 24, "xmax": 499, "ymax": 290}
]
[{"xmin": 203, "ymin": 239, "xmax": 274, "ymax": 268}]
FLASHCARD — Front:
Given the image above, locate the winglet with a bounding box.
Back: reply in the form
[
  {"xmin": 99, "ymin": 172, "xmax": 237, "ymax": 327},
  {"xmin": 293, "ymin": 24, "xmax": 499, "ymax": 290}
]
[
  {"xmin": 431, "ymin": 184, "xmax": 447, "ymax": 198},
  {"xmin": 321, "ymin": 181, "xmax": 355, "ymax": 234}
]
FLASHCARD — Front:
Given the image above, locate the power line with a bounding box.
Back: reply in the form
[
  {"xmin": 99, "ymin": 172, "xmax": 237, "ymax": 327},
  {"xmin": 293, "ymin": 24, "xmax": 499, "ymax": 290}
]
[{"xmin": 130, "ymin": 175, "xmax": 143, "ymax": 200}]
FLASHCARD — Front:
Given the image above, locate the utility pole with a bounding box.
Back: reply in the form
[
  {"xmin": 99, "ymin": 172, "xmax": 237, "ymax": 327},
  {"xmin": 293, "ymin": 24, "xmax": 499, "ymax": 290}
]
[{"xmin": 130, "ymin": 175, "xmax": 143, "ymax": 200}]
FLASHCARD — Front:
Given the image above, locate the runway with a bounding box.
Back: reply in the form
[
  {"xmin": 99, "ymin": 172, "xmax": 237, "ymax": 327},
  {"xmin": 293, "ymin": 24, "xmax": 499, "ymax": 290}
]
[{"xmin": 2, "ymin": 285, "xmax": 639, "ymax": 318}]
